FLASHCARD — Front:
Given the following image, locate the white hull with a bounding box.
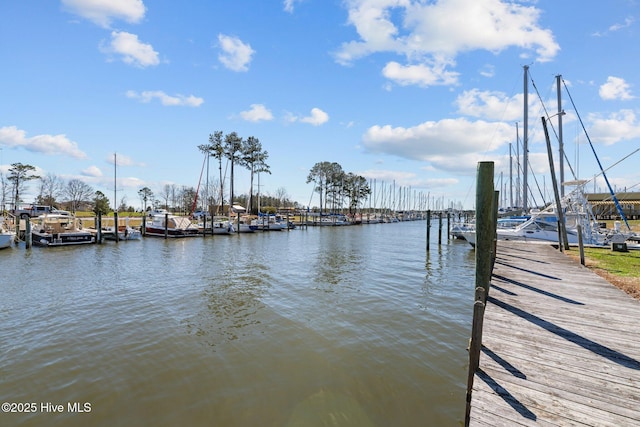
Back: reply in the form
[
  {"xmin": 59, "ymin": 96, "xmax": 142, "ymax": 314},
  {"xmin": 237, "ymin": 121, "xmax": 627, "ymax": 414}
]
[{"xmin": 0, "ymin": 232, "xmax": 15, "ymax": 249}]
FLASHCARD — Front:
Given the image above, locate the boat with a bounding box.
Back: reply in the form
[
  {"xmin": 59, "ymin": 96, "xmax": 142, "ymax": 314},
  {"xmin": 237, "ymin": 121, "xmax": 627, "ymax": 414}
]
[
  {"xmin": 144, "ymin": 214, "xmax": 200, "ymax": 237},
  {"xmin": 199, "ymin": 217, "xmax": 236, "ymax": 235},
  {"xmin": 252, "ymin": 214, "xmax": 286, "ymax": 231},
  {"xmin": 102, "ymin": 224, "xmax": 142, "ymax": 241},
  {"xmin": 1, "ymin": 218, "xmax": 16, "ymax": 249},
  {"xmin": 462, "ymin": 186, "xmax": 635, "ymax": 247},
  {"xmin": 235, "ymin": 216, "xmax": 258, "ymax": 233},
  {"xmin": 31, "ymin": 214, "xmax": 95, "ymax": 247}
]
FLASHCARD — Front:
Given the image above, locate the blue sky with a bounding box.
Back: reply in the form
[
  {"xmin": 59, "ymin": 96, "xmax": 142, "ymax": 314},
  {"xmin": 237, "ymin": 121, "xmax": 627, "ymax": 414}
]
[{"xmin": 1, "ymin": 0, "xmax": 639, "ymax": 211}]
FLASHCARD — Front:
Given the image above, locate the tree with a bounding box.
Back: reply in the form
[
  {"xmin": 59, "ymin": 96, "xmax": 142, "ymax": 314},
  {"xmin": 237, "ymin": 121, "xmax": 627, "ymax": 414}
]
[
  {"xmin": 198, "ymin": 131, "xmax": 225, "ymax": 214},
  {"xmin": 37, "ymin": 172, "xmax": 65, "ymax": 207},
  {"xmin": 242, "ymin": 136, "xmax": 270, "ymax": 214},
  {"xmin": 159, "ymin": 184, "xmax": 174, "ymax": 210},
  {"xmin": 306, "ymin": 161, "xmax": 343, "ymax": 214},
  {"xmin": 93, "ymin": 191, "xmax": 110, "ymax": 215},
  {"xmin": 138, "ymin": 187, "xmax": 153, "ymax": 212},
  {"xmin": 8, "ymin": 163, "xmax": 39, "ymax": 210},
  {"xmin": 344, "ymin": 173, "xmax": 371, "ymax": 214},
  {"xmin": 64, "ymin": 179, "xmax": 94, "ymax": 213},
  {"xmin": 274, "ymin": 187, "xmax": 289, "ymax": 209},
  {"xmin": 307, "ymin": 162, "xmax": 330, "ymax": 214},
  {"xmin": 224, "ymin": 132, "xmax": 243, "ymax": 209}
]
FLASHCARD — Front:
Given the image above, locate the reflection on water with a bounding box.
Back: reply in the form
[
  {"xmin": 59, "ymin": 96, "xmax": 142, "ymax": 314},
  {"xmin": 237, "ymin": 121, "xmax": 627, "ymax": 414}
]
[{"xmin": 0, "ymin": 221, "xmax": 473, "ymax": 426}]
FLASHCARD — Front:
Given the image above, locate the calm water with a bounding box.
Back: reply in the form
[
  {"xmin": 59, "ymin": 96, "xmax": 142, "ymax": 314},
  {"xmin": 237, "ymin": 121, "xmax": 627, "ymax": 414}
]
[{"xmin": 1, "ymin": 221, "xmax": 475, "ymax": 427}]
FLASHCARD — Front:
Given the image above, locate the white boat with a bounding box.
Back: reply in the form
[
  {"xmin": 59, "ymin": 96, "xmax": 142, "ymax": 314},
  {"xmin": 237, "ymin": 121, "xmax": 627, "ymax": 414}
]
[
  {"xmin": 144, "ymin": 214, "xmax": 200, "ymax": 237},
  {"xmin": 102, "ymin": 225, "xmax": 142, "ymax": 241},
  {"xmin": 462, "ymin": 186, "xmax": 635, "ymax": 247},
  {"xmin": 235, "ymin": 216, "xmax": 258, "ymax": 233},
  {"xmin": 31, "ymin": 214, "xmax": 95, "ymax": 247},
  {"xmin": 0, "ymin": 218, "xmax": 16, "ymax": 249},
  {"xmin": 252, "ymin": 215, "xmax": 286, "ymax": 231}
]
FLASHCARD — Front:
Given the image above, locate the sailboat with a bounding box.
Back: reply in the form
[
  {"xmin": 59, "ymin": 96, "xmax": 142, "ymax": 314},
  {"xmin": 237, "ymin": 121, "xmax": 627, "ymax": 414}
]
[{"xmin": 102, "ymin": 153, "xmax": 141, "ymax": 240}]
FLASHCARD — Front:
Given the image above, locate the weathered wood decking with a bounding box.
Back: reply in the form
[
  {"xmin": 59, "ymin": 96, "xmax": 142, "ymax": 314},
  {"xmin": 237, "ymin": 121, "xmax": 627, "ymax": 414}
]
[{"xmin": 468, "ymin": 241, "xmax": 640, "ymax": 426}]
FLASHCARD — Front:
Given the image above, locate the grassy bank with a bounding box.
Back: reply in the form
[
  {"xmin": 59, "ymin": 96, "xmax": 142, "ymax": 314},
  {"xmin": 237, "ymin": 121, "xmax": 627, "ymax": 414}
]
[{"xmin": 565, "ymin": 245, "xmax": 640, "ymax": 300}]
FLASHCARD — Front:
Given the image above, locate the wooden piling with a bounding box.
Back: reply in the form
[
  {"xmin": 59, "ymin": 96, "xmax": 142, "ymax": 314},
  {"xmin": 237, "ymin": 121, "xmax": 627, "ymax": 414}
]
[
  {"xmin": 577, "ymin": 224, "xmax": 585, "ymax": 266},
  {"xmin": 164, "ymin": 213, "xmax": 169, "ymax": 239},
  {"xmin": 475, "ymin": 161, "xmax": 494, "ymax": 302},
  {"xmin": 97, "ymin": 212, "xmax": 102, "ymax": 243},
  {"xmin": 25, "ymin": 217, "xmax": 31, "ymax": 249},
  {"xmin": 438, "ymin": 212, "xmax": 443, "ymax": 245},
  {"xmin": 426, "ymin": 210, "xmax": 431, "ymax": 252},
  {"xmin": 114, "ymin": 211, "xmax": 119, "ymax": 242}
]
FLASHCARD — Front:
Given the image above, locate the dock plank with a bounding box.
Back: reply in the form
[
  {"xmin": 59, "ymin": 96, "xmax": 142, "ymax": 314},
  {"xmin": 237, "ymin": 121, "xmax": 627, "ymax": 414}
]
[{"xmin": 468, "ymin": 241, "xmax": 640, "ymax": 426}]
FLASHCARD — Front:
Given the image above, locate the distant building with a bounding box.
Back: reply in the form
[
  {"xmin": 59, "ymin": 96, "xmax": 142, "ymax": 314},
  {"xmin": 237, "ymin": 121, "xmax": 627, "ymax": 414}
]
[{"xmin": 586, "ymin": 192, "xmax": 640, "ymax": 220}]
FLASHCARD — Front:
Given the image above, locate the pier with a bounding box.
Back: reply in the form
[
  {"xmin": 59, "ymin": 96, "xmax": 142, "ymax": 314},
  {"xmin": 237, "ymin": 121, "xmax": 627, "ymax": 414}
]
[{"xmin": 467, "ymin": 241, "xmax": 640, "ymax": 426}]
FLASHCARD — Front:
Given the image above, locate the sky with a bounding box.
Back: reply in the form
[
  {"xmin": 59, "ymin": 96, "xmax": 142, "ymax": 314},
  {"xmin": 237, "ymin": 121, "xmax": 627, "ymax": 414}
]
[{"xmin": 1, "ymin": 0, "xmax": 640, "ymax": 212}]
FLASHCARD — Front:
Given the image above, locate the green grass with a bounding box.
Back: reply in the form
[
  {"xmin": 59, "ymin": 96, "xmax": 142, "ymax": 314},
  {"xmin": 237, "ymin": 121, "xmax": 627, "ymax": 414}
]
[{"xmin": 580, "ymin": 247, "xmax": 640, "ymax": 278}]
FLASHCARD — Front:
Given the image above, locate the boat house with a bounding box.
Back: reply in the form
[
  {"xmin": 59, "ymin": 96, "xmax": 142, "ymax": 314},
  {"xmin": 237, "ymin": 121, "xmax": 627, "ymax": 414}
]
[{"xmin": 587, "ymin": 192, "xmax": 640, "ymax": 220}]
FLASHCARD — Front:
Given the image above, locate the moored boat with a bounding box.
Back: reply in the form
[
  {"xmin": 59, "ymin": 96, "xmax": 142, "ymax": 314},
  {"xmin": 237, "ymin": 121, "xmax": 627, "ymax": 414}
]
[
  {"xmin": 144, "ymin": 214, "xmax": 200, "ymax": 237},
  {"xmin": 1, "ymin": 218, "xmax": 16, "ymax": 249},
  {"xmin": 31, "ymin": 214, "xmax": 95, "ymax": 247}
]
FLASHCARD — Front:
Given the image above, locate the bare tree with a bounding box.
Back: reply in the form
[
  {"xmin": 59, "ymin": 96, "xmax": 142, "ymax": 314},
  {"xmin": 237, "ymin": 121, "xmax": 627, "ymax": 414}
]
[
  {"xmin": 160, "ymin": 184, "xmax": 173, "ymax": 210},
  {"xmin": 37, "ymin": 173, "xmax": 65, "ymax": 206},
  {"xmin": 64, "ymin": 179, "xmax": 94, "ymax": 213}
]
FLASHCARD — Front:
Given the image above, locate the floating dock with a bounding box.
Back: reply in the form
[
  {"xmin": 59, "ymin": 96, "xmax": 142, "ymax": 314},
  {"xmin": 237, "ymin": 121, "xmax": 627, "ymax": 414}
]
[{"xmin": 468, "ymin": 241, "xmax": 640, "ymax": 426}]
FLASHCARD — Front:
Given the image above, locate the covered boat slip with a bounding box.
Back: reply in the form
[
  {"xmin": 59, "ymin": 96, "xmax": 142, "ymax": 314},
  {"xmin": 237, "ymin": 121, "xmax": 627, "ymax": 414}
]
[{"xmin": 468, "ymin": 241, "xmax": 640, "ymax": 426}]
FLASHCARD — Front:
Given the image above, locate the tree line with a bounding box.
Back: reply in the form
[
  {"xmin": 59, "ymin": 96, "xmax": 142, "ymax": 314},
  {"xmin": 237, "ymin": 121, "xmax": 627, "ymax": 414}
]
[
  {"xmin": 1, "ymin": 163, "xmax": 114, "ymax": 215},
  {"xmin": 306, "ymin": 161, "xmax": 371, "ymax": 214}
]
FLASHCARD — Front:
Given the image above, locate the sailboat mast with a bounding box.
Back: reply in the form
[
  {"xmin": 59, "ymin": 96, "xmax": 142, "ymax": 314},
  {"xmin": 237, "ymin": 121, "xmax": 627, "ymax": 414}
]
[
  {"xmin": 556, "ymin": 74, "xmax": 565, "ymax": 197},
  {"xmin": 516, "ymin": 123, "xmax": 521, "ymax": 208},
  {"xmin": 114, "ymin": 152, "xmax": 117, "ymax": 213},
  {"xmin": 522, "ymin": 65, "xmax": 529, "ymax": 212},
  {"xmin": 509, "ymin": 143, "xmax": 513, "ymax": 208}
]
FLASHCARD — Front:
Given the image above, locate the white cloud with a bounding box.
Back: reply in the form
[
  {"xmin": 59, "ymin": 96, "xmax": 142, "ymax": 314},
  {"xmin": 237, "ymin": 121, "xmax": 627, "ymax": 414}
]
[
  {"xmin": 240, "ymin": 104, "xmax": 274, "ymax": 122},
  {"xmin": 217, "ymin": 34, "xmax": 255, "ymax": 72},
  {"xmin": 126, "ymin": 90, "xmax": 204, "ymax": 106},
  {"xmin": 456, "ymin": 89, "xmax": 523, "ymax": 121},
  {"xmin": 599, "ymin": 76, "xmax": 634, "ymax": 101},
  {"xmin": 587, "ymin": 109, "xmax": 640, "ymax": 146},
  {"xmin": 382, "ymin": 59, "xmax": 459, "ymax": 87},
  {"xmin": 609, "ymin": 16, "xmax": 635, "ymax": 32},
  {"xmin": 82, "ymin": 165, "xmax": 103, "ymax": 177},
  {"xmin": 361, "ymin": 117, "xmax": 513, "ymax": 172},
  {"xmin": 62, "ymin": 0, "xmax": 146, "ymax": 28},
  {"xmin": 288, "ymin": 108, "xmax": 329, "ymax": 126},
  {"xmin": 102, "ymin": 31, "xmax": 159, "ymax": 68},
  {"xmin": 335, "ymin": 0, "xmax": 559, "ymax": 87},
  {"xmin": 284, "ymin": 0, "xmax": 304, "ymax": 13},
  {"xmin": 107, "ymin": 153, "xmax": 145, "ymax": 167},
  {"xmin": 0, "ymin": 126, "xmax": 87, "ymax": 159}
]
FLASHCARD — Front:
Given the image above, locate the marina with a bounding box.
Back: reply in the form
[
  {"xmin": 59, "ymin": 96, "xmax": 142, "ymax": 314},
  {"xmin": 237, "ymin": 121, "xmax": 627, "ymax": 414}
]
[{"xmin": 0, "ymin": 220, "xmax": 474, "ymax": 427}]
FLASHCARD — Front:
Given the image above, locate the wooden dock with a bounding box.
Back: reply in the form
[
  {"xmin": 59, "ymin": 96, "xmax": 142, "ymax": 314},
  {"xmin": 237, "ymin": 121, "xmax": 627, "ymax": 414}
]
[{"xmin": 468, "ymin": 241, "xmax": 640, "ymax": 426}]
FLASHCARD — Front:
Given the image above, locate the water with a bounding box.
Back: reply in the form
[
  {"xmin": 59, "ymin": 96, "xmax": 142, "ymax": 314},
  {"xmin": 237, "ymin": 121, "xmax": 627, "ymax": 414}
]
[{"xmin": 1, "ymin": 221, "xmax": 476, "ymax": 427}]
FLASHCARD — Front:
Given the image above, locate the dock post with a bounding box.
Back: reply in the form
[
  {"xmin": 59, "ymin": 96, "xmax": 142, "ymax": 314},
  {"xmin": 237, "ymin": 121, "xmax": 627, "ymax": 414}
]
[
  {"xmin": 475, "ymin": 162, "xmax": 494, "ymax": 302},
  {"xmin": 447, "ymin": 212, "xmax": 451, "ymax": 241},
  {"xmin": 465, "ymin": 296, "xmax": 486, "ymax": 427},
  {"xmin": 97, "ymin": 212, "xmax": 102, "ymax": 244},
  {"xmin": 577, "ymin": 224, "xmax": 585, "ymax": 266},
  {"xmin": 25, "ymin": 217, "xmax": 32, "ymax": 249},
  {"xmin": 203, "ymin": 215, "xmax": 207, "ymax": 237},
  {"xmin": 114, "ymin": 211, "xmax": 119, "ymax": 242},
  {"xmin": 438, "ymin": 212, "xmax": 443, "ymax": 245},
  {"xmin": 426, "ymin": 210, "xmax": 431, "ymax": 252},
  {"xmin": 141, "ymin": 215, "xmax": 146, "ymax": 237},
  {"xmin": 164, "ymin": 213, "xmax": 169, "ymax": 239}
]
